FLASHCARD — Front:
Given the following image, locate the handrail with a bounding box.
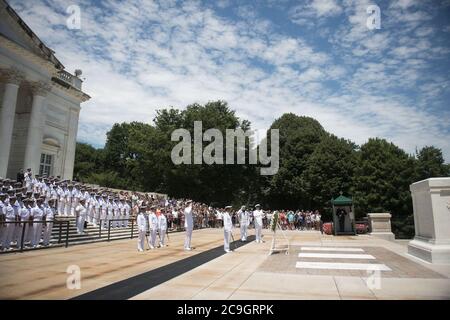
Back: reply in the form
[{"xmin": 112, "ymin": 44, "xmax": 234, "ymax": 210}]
[
  {"xmin": 0, "ymin": 219, "xmax": 70, "ymax": 253},
  {"xmin": 106, "ymin": 218, "xmax": 135, "ymax": 241}
]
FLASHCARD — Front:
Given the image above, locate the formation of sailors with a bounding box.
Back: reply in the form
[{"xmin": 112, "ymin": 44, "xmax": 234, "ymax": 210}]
[
  {"xmin": 2, "ymin": 171, "xmax": 321, "ymax": 253},
  {"xmin": 0, "ymin": 174, "xmax": 135, "ymax": 251}
]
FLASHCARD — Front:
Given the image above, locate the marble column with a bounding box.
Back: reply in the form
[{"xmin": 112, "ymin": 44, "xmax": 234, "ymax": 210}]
[
  {"xmin": 0, "ymin": 68, "xmax": 24, "ymax": 178},
  {"xmin": 23, "ymin": 81, "xmax": 51, "ymax": 175},
  {"xmin": 63, "ymin": 107, "xmax": 80, "ymax": 180}
]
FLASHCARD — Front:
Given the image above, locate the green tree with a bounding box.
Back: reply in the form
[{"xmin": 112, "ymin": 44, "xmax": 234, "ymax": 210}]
[
  {"xmin": 301, "ymin": 135, "xmax": 358, "ymax": 220},
  {"xmin": 416, "ymin": 146, "xmax": 449, "ymax": 180},
  {"xmin": 73, "ymin": 142, "xmax": 104, "ymax": 182},
  {"xmin": 352, "ymin": 138, "xmax": 417, "ymax": 238},
  {"xmin": 262, "ymin": 114, "xmax": 327, "ymax": 209}
]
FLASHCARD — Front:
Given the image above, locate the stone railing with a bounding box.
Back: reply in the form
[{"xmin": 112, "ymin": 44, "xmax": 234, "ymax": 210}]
[{"xmin": 54, "ymin": 70, "xmax": 82, "ymax": 90}]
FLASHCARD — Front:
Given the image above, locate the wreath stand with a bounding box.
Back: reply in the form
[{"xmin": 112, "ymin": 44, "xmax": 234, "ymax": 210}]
[{"xmin": 269, "ymin": 222, "xmax": 290, "ymax": 255}]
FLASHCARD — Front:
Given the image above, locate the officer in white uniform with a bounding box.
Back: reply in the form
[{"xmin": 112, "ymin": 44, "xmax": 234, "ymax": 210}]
[
  {"xmin": 30, "ymin": 198, "xmax": 44, "ymax": 248},
  {"xmin": 184, "ymin": 200, "xmax": 194, "ymax": 250},
  {"xmin": 18, "ymin": 198, "xmax": 31, "ymax": 246},
  {"xmin": 2, "ymin": 196, "xmax": 16, "ymax": 250},
  {"xmin": 223, "ymin": 206, "xmax": 233, "ymax": 253},
  {"xmin": 24, "ymin": 169, "xmax": 32, "ymax": 192},
  {"xmin": 123, "ymin": 199, "xmax": 131, "ymax": 228},
  {"xmin": 238, "ymin": 205, "xmax": 249, "ymax": 241},
  {"xmin": 117, "ymin": 198, "xmax": 124, "ymax": 228},
  {"xmin": 75, "ymin": 198, "xmax": 87, "ymax": 235},
  {"xmin": 148, "ymin": 207, "xmax": 158, "ymax": 249},
  {"xmin": 116, "ymin": 198, "xmax": 122, "ymax": 228},
  {"xmin": 42, "ymin": 199, "xmax": 55, "ymax": 246},
  {"xmin": 57, "ymin": 183, "xmax": 66, "ymax": 216},
  {"xmin": 106, "ymin": 197, "xmax": 114, "ymax": 229},
  {"xmin": 64, "ymin": 184, "xmax": 73, "ymax": 216},
  {"xmin": 72, "ymin": 185, "xmax": 80, "ymax": 216},
  {"xmin": 100, "ymin": 195, "xmax": 108, "ymax": 228},
  {"xmin": 11, "ymin": 194, "xmax": 21, "ymax": 244},
  {"xmin": 137, "ymin": 206, "xmax": 147, "ymax": 252},
  {"xmin": 158, "ymin": 211, "xmax": 168, "ymax": 247},
  {"xmin": 253, "ymin": 204, "xmax": 264, "ymax": 243}
]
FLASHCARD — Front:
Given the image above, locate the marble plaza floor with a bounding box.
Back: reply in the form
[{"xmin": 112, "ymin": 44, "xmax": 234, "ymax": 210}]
[{"xmin": 1, "ymin": 228, "xmax": 449, "ymax": 300}]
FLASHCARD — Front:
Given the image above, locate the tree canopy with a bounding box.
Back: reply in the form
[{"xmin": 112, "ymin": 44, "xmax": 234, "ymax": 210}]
[{"xmin": 74, "ymin": 100, "xmax": 449, "ymax": 238}]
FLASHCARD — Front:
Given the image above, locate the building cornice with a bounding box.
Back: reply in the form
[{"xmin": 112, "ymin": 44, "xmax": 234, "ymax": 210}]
[
  {"xmin": 51, "ymin": 81, "xmax": 91, "ymax": 103},
  {"xmin": 0, "ymin": 66, "xmax": 25, "ymax": 85},
  {"xmin": 0, "ymin": 34, "xmax": 57, "ymax": 74}
]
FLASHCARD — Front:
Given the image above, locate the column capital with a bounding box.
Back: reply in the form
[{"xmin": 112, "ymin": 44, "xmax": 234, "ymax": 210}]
[
  {"xmin": 0, "ymin": 67, "xmax": 25, "ymax": 85},
  {"xmin": 29, "ymin": 81, "xmax": 52, "ymax": 97}
]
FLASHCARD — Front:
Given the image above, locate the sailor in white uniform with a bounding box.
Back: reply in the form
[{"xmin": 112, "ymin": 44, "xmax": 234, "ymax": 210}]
[
  {"xmin": 223, "ymin": 206, "xmax": 233, "ymax": 253},
  {"xmin": 2, "ymin": 196, "xmax": 16, "ymax": 250},
  {"xmin": 42, "ymin": 199, "xmax": 55, "ymax": 246},
  {"xmin": 184, "ymin": 200, "xmax": 194, "ymax": 250},
  {"xmin": 158, "ymin": 211, "xmax": 168, "ymax": 247},
  {"xmin": 75, "ymin": 198, "xmax": 87, "ymax": 235},
  {"xmin": 24, "ymin": 169, "xmax": 32, "ymax": 192},
  {"xmin": 238, "ymin": 205, "xmax": 249, "ymax": 241},
  {"xmin": 30, "ymin": 198, "xmax": 44, "ymax": 248},
  {"xmin": 147, "ymin": 207, "xmax": 158, "ymax": 249},
  {"xmin": 253, "ymin": 204, "xmax": 264, "ymax": 243},
  {"xmin": 64, "ymin": 184, "xmax": 73, "ymax": 216},
  {"xmin": 18, "ymin": 198, "xmax": 31, "ymax": 246},
  {"xmin": 136, "ymin": 206, "xmax": 147, "ymax": 252},
  {"xmin": 57, "ymin": 183, "xmax": 66, "ymax": 216},
  {"xmin": 122, "ymin": 199, "xmax": 131, "ymax": 228},
  {"xmin": 93, "ymin": 194, "xmax": 101, "ymax": 227}
]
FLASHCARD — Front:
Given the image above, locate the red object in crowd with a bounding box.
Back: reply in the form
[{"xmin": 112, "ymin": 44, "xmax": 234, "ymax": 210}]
[
  {"xmin": 355, "ymin": 223, "xmax": 369, "ymax": 234},
  {"xmin": 322, "ymin": 222, "xmax": 333, "ymax": 235}
]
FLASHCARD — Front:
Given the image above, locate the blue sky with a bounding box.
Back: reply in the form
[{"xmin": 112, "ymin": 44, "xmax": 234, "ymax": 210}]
[{"xmin": 9, "ymin": 0, "xmax": 450, "ymax": 161}]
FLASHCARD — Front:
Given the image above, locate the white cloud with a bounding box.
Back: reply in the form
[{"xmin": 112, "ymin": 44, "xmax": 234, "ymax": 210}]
[{"xmin": 8, "ymin": 0, "xmax": 450, "ymax": 162}]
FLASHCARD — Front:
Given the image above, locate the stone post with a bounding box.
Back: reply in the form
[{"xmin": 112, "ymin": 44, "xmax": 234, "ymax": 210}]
[
  {"xmin": 408, "ymin": 178, "xmax": 450, "ymax": 264},
  {"xmin": 367, "ymin": 213, "xmax": 395, "ymax": 241}
]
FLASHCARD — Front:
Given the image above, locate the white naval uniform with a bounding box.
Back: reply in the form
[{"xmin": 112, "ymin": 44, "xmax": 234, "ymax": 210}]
[
  {"xmin": 184, "ymin": 205, "xmax": 193, "ymax": 250},
  {"xmin": 12, "ymin": 201, "xmax": 21, "ymax": 243},
  {"xmin": 30, "ymin": 205, "xmax": 44, "ymax": 247},
  {"xmin": 0, "ymin": 201, "xmax": 6, "ymax": 247},
  {"xmin": 100, "ymin": 199, "xmax": 108, "ymax": 228},
  {"xmin": 253, "ymin": 209, "xmax": 263, "ymax": 243},
  {"xmin": 137, "ymin": 213, "xmax": 147, "ymax": 251},
  {"xmin": 106, "ymin": 201, "xmax": 113, "ymax": 229},
  {"xmin": 238, "ymin": 209, "xmax": 249, "ymax": 241},
  {"xmin": 223, "ymin": 211, "xmax": 233, "ymax": 252},
  {"xmin": 92, "ymin": 197, "xmax": 100, "ymax": 226},
  {"xmin": 75, "ymin": 204, "xmax": 87, "ymax": 234},
  {"xmin": 42, "ymin": 205, "xmax": 55, "ymax": 246},
  {"xmin": 112, "ymin": 201, "xmax": 119, "ymax": 228},
  {"xmin": 57, "ymin": 187, "xmax": 66, "ymax": 215},
  {"xmin": 24, "ymin": 173, "xmax": 32, "ymax": 192},
  {"xmin": 123, "ymin": 202, "xmax": 130, "ymax": 227},
  {"xmin": 72, "ymin": 189, "xmax": 80, "ymax": 216},
  {"xmin": 18, "ymin": 204, "xmax": 31, "ymax": 245},
  {"xmin": 158, "ymin": 214, "xmax": 167, "ymax": 247},
  {"xmin": 64, "ymin": 189, "xmax": 73, "ymax": 216},
  {"xmin": 85, "ymin": 193, "xmax": 93, "ymax": 223},
  {"xmin": 117, "ymin": 201, "xmax": 125, "ymax": 228},
  {"xmin": 148, "ymin": 212, "xmax": 158, "ymax": 248},
  {"xmin": 2, "ymin": 203, "xmax": 16, "ymax": 249}
]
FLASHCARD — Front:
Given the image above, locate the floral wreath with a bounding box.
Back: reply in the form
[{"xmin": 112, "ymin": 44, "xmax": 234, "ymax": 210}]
[{"xmin": 270, "ymin": 211, "xmax": 279, "ymax": 232}]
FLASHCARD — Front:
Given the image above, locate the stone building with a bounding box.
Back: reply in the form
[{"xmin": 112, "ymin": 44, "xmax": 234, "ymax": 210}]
[{"xmin": 0, "ymin": 0, "xmax": 90, "ymax": 180}]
